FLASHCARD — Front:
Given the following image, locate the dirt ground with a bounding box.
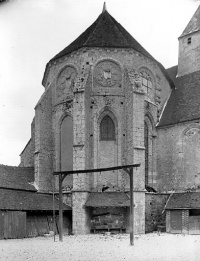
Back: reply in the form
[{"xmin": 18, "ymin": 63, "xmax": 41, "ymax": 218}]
[{"xmin": 0, "ymin": 232, "xmax": 200, "ymax": 261}]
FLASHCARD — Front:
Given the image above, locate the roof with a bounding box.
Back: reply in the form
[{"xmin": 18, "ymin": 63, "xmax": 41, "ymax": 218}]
[
  {"xmin": 165, "ymin": 192, "xmax": 200, "ymax": 210},
  {"xmin": 85, "ymin": 192, "xmax": 130, "ymax": 207},
  {"xmin": 180, "ymin": 5, "xmax": 200, "ymax": 37},
  {"xmin": 0, "ymin": 165, "xmax": 36, "ymax": 191},
  {"xmin": 42, "ymin": 8, "xmax": 174, "ymax": 89},
  {"xmin": 166, "ymin": 65, "xmax": 178, "ymax": 82},
  {"xmin": 0, "ymin": 189, "xmax": 71, "ymax": 211},
  {"xmin": 158, "ymin": 70, "xmax": 200, "ymax": 127}
]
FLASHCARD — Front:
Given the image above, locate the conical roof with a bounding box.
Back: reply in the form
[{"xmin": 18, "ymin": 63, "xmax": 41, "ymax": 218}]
[
  {"xmin": 50, "ymin": 9, "xmax": 154, "ymax": 62},
  {"xmin": 180, "ymin": 5, "xmax": 200, "ymax": 37},
  {"xmin": 42, "ymin": 8, "xmax": 174, "ymax": 88}
]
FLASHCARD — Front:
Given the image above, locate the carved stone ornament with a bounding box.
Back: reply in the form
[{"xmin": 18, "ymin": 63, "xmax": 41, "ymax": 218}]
[
  {"xmin": 126, "ymin": 67, "xmax": 144, "ymax": 93},
  {"xmin": 57, "ymin": 66, "xmax": 77, "ymax": 98},
  {"xmin": 62, "ymin": 100, "xmax": 73, "ymax": 111},
  {"xmin": 104, "ymin": 96, "xmax": 114, "ymax": 106},
  {"xmin": 94, "ymin": 61, "xmax": 122, "ymax": 88}
]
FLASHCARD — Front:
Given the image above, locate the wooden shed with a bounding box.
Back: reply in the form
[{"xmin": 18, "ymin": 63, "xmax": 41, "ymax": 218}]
[
  {"xmin": 165, "ymin": 192, "xmax": 200, "ymax": 234},
  {"xmin": 0, "ymin": 165, "xmax": 72, "ymax": 239},
  {"xmin": 85, "ymin": 192, "xmax": 130, "ymax": 233}
]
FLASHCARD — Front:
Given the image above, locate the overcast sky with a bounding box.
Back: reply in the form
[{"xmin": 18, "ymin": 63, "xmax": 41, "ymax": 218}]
[{"xmin": 0, "ymin": 0, "xmax": 200, "ymax": 166}]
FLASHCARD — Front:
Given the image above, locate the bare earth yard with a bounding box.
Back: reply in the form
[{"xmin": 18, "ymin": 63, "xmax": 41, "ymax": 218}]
[{"xmin": 0, "ymin": 233, "xmax": 200, "ymax": 261}]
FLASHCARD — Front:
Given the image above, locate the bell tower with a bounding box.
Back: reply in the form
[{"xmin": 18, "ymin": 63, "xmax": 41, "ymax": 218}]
[{"xmin": 178, "ymin": 5, "xmax": 200, "ymax": 77}]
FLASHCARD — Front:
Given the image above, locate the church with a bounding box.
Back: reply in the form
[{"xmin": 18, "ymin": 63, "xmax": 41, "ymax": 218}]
[{"xmin": 6, "ymin": 4, "xmax": 200, "ymax": 235}]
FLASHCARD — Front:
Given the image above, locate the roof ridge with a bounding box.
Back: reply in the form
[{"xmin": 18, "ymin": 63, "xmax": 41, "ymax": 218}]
[
  {"xmin": 84, "ymin": 10, "xmax": 129, "ymax": 47},
  {"xmin": 83, "ymin": 11, "xmax": 106, "ymax": 46}
]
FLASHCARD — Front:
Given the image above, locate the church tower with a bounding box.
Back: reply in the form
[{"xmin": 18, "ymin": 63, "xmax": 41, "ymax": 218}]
[{"xmin": 178, "ymin": 5, "xmax": 200, "ymax": 77}]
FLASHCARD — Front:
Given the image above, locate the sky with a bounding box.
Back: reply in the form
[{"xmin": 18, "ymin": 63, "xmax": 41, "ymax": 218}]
[{"xmin": 0, "ymin": 0, "xmax": 200, "ymax": 166}]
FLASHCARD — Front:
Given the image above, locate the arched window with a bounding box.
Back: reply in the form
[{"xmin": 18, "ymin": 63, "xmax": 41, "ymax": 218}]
[
  {"xmin": 144, "ymin": 122, "xmax": 149, "ymax": 185},
  {"xmin": 100, "ymin": 115, "xmax": 115, "ymax": 141}
]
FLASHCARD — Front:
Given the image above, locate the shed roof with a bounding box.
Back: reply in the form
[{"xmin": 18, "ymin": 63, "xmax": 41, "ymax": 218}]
[
  {"xmin": 180, "ymin": 5, "xmax": 200, "ymax": 37},
  {"xmin": 85, "ymin": 192, "xmax": 130, "ymax": 207},
  {"xmin": 165, "ymin": 192, "xmax": 200, "ymax": 210},
  {"xmin": 158, "ymin": 70, "xmax": 200, "ymax": 127},
  {"xmin": 0, "ymin": 189, "xmax": 71, "ymax": 211},
  {"xmin": 0, "ymin": 165, "xmax": 36, "ymax": 191},
  {"xmin": 42, "ymin": 8, "xmax": 174, "ymax": 89}
]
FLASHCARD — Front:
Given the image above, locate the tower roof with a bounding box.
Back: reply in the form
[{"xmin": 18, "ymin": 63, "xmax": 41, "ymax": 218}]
[
  {"xmin": 42, "ymin": 7, "xmax": 174, "ymax": 88},
  {"xmin": 180, "ymin": 5, "xmax": 200, "ymax": 37}
]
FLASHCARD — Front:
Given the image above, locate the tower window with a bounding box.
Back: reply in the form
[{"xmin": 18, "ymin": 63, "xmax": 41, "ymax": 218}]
[
  {"xmin": 100, "ymin": 115, "xmax": 115, "ymax": 141},
  {"xmin": 187, "ymin": 37, "xmax": 191, "ymax": 44}
]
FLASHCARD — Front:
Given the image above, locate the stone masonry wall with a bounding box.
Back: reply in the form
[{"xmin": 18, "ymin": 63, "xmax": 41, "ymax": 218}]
[
  {"xmin": 34, "ymin": 85, "xmax": 53, "ymax": 192},
  {"xmin": 145, "ymin": 193, "xmax": 169, "ymax": 233},
  {"xmin": 19, "ymin": 118, "xmax": 35, "ymax": 167},
  {"xmin": 178, "ymin": 32, "xmax": 200, "ymax": 77},
  {"xmin": 42, "ymin": 47, "xmax": 172, "ymax": 235},
  {"xmin": 157, "ymin": 121, "xmax": 200, "ymax": 192}
]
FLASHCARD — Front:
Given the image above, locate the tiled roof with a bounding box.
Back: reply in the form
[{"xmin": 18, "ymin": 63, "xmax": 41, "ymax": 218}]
[
  {"xmin": 166, "ymin": 65, "xmax": 178, "ymax": 82},
  {"xmin": 180, "ymin": 5, "xmax": 200, "ymax": 37},
  {"xmin": 50, "ymin": 10, "xmax": 154, "ymax": 62},
  {"xmin": 85, "ymin": 192, "xmax": 130, "ymax": 207},
  {"xmin": 165, "ymin": 192, "xmax": 200, "ymax": 209},
  {"xmin": 42, "ymin": 9, "xmax": 174, "ymax": 89},
  {"xmin": 0, "ymin": 189, "xmax": 71, "ymax": 211},
  {"xmin": 158, "ymin": 71, "xmax": 200, "ymax": 127},
  {"xmin": 0, "ymin": 165, "xmax": 36, "ymax": 191}
]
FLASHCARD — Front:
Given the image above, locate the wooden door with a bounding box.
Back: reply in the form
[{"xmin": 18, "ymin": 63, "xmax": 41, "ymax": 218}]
[{"xmin": 170, "ymin": 210, "xmax": 182, "ymax": 233}]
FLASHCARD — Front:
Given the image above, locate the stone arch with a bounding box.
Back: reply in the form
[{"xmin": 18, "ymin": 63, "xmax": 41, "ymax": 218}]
[
  {"xmin": 93, "ymin": 59, "xmax": 122, "ymax": 89},
  {"xmin": 97, "ymin": 106, "xmax": 118, "ymax": 142},
  {"xmin": 144, "ymin": 113, "xmax": 156, "ymax": 187},
  {"xmin": 94, "ymin": 107, "xmax": 119, "ymax": 189},
  {"xmin": 56, "ymin": 65, "xmax": 77, "ymax": 99},
  {"xmin": 58, "ymin": 112, "xmax": 73, "ymax": 190},
  {"xmin": 180, "ymin": 123, "xmax": 200, "ymax": 190}
]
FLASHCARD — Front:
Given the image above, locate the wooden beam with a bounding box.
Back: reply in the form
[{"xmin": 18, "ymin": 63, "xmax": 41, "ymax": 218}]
[
  {"xmin": 55, "ymin": 163, "xmax": 140, "ymax": 244},
  {"xmin": 129, "ymin": 167, "xmax": 134, "ymax": 246},
  {"xmin": 59, "ymin": 174, "xmax": 63, "ymax": 242},
  {"xmin": 53, "ymin": 164, "xmax": 140, "ymax": 176}
]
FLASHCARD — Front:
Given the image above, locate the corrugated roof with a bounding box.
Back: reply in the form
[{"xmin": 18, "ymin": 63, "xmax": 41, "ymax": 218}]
[
  {"xmin": 42, "ymin": 9, "xmax": 174, "ymax": 89},
  {"xmin": 180, "ymin": 5, "xmax": 200, "ymax": 37},
  {"xmin": 165, "ymin": 192, "xmax": 200, "ymax": 210},
  {"xmin": 85, "ymin": 192, "xmax": 130, "ymax": 207},
  {"xmin": 0, "ymin": 165, "xmax": 36, "ymax": 191},
  {"xmin": 0, "ymin": 189, "xmax": 71, "ymax": 211},
  {"xmin": 158, "ymin": 71, "xmax": 200, "ymax": 127}
]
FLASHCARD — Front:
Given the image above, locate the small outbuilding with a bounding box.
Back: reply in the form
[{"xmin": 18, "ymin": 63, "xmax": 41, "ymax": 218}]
[
  {"xmin": 165, "ymin": 192, "xmax": 200, "ymax": 234},
  {"xmin": 85, "ymin": 192, "xmax": 130, "ymax": 233},
  {"xmin": 0, "ymin": 165, "xmax": 72, "ymax": 239}
]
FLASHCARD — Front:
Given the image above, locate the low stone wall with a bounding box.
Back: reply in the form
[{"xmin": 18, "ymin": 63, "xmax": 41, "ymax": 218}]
[{"xmin": 145, "ymin": 193, "xmax": 169, "ymax": 233}]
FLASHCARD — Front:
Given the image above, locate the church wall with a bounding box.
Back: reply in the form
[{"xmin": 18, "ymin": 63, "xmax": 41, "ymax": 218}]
[
  {"xmin": 42, "ymin": 47, "xmax": 172, "ymax": 234},
  {"xmin": 34, "ymin": 86, "xmax": 53, "ymax": 192},
  {"xmin": 19, "ymin": 139, "xmax": 34, "ymax": 167},
  {"xmin": 178, "ymin": 32, "xmax": 200, "ymax": 77},
  {"xmin": 157, "ymin": 121, "xmax": 200, "ymax": 192},
  {"xmin": 19, "ymin": 118, "xmax": 35, "ymax": 167},
  {"xmin": 46, "ymin": 47, "xmax": 171, "ymax": 183}
]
